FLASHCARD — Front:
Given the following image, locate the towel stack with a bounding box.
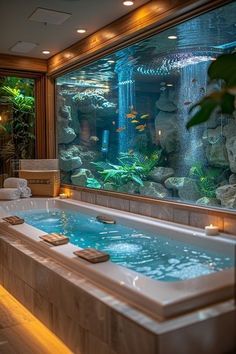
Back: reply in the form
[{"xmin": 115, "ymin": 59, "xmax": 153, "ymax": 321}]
[{"xmin": 0, "ymin": 178, "xmax": 32, "ymax": 200}]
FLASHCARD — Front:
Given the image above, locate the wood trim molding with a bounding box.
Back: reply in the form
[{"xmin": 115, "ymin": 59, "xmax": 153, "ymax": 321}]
[
  {"xmin": 47, "ymin": 0, "xmax": 232, "ymax": 76},
  {"xmin": 0, "ymin": 54, "xmax": 47, "ymax": 73},
  {"xmin": 35, "ymin": 74, "xmax": 47, "ymax": 158},
  {"xmin": 45, "ymin": 76, "xmax": 56, "ymax": 158}
]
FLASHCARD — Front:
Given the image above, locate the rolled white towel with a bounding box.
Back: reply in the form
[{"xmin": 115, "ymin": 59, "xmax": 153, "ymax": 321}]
[
  {"xmin": 0, "ymin": 188, "xmax": 21, "ymax": 200},
  {"xmin": 21, "ymin": 187, "xmax": 32, "ymax": 198},
  {"xmin": 4, "ymin": 178, "xmax": 27, "ymax": 190}
]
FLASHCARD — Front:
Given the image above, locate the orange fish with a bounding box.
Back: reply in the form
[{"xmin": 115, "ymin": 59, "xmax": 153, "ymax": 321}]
[
  {"xmin": 131, "ymin": 110, "xmax": 138, "ymax": 115},
  {"xmin": 140, "ymin": 114, "xmax": 149, "ymax": 119},
  {"xmin": 136, "ymin": 124, "xmax": 146, "ymax": 131},
  {"xmin": 126, "ymin": 113, "xmax": 136, "ymax": 119},
  {"xmin": 116, "ymin": 127, "xmax": 126, "ymax": 133}
]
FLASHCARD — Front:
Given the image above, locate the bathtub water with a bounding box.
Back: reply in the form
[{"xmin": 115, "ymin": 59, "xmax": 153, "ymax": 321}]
[{"xmin": 16, "ymin": 208, "xmax": 233, "ymax": 282}]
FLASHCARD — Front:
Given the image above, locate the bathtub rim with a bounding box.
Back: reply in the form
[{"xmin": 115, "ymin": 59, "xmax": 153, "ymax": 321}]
[{"xmin": 0, "ymin": 197, "xmax": 235, "ymax": 320}]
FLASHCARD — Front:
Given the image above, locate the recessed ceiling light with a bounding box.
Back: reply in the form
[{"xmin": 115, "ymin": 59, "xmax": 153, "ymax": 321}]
[
  {"xmin": 167, "ymin": 84, "xmax": 173, "ymax": 87},
  {"xmin": 42, "ymin": 50, "xmax": 50, "ymax": 55},
  {"xmin": 70, "ymin": 77, "xmax": 77, "ymax": 80},
  {"xmin": 108, "ymin": 60, "xmax": 115, "ymax": 63},
  {"xmin": 77, "ymin": 28, "xmax": 86, "ymax": 33},
  {"xmin": 168, "ymin": 35, "xmax": 177, "ymax": 40},
  {"xmin": 123, "ymin": 1, "xmax": 134, "ymax": 6}
]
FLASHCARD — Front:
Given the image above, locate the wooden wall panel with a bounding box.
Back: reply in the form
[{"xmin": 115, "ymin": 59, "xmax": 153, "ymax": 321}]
[
  {"xmin": 48, "ymin": 0, "xmax": 231, "ymax": 75},
  {"xmin": 46, "ymin": 77, "xmax": 56, "ymax": 158},
  {"xmin": 0, "ymin": 54, "xmax": 47, "ymax": 73}
]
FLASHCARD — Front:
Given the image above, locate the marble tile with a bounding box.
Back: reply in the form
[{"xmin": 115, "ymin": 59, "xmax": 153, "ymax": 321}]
[
  {"xmin": 32, "ymin": 291, "xmax": 53, "ymax": 329},
  {"xmin": 96, "ymin": 195, "xmax": 110, "ymax": 208},
  {"xmin": 173, "ymin": 208, "xmax": 189, "ymax": 225},
  {"xmin": 81, "ymin": 191, "xmax": 96, "ymax": 204},
  {"xmin": 109, "ymin": 310, "xmax": 156, "ymax": 354},
  {"xmin": 86, "ymin": 332, "xmax": 110, "ymax": 354},
  {"xmin": 108, "ymin": 197, "xmax": 130, "ymax": 212},
  {"xmin": 69, "ymin": 190, "xmax": 82, "ymax": 201},
  {"xmin": 189, "ymin": 212, "xmax": 224, "ymax": 231},
  {"xmin": 158, "ymin": 309, "xmax": 236, "ymax": 354},
  {"xmin": 52, "ymin": 306, "xmax": 86, "ymax": 353},
  {"xmin": 150, "ymin": 204, "xmax": 173, "ymax": 221},
  {"xmin": 223, "ymin": 217, "xmax": 236, "ymax": 236},
  {"xmin": 130, "ymin": 201, "xmax": 152, "ymax": 217}
]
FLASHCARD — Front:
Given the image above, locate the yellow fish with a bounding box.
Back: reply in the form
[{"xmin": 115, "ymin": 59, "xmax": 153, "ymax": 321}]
[
  {"xmin": 131, "ymin": 119, "xmax": 139, "ymax": 123},
  {"xmin": 140, "ymin": 114, "xmax": 149, "ymax": 119},
  {"xmin": 89, "ymin": 136, "xmax": 99, "ymax": 142},
  {"xmin": 136, "ymin": 124, "xmax": 146, "ymax": 131},
  {"xmin": 126, "ymin": 113, "xmax": 136, "ymax": 119},
  {"xmin": 116, "ymin": 127, "xmax": 126, "ymax": 133}
]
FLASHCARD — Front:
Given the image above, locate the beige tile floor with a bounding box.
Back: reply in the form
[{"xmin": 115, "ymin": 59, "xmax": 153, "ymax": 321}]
[{"xmin": 0, "ymin": 285, "xmax": 72, "ymax": 354}]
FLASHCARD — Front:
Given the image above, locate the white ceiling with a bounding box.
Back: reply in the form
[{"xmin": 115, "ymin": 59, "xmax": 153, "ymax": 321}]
[{"xmin": 0, "ymin": 0, "xmax": 149, "ymax": 59}]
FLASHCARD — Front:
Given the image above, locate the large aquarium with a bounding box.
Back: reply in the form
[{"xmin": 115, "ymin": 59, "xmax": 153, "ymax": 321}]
[{"xmin": 56, "ymin": 2, "xmax": 236, "ymax": 210}]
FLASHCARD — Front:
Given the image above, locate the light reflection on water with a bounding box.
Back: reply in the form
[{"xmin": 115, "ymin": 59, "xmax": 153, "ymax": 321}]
[{"xmin": 16, "ymin": 208, "xmax": 233, "ymax": 282}]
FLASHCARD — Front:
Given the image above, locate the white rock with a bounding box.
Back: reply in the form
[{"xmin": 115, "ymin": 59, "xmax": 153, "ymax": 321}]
[
  {"xmin": 216, "ymin": 184, "xmax": 236, "ymax": 208},
  {"xmin": 148, "ymin": 167, "xmax": 174, "ymax": 183},
  {"xmin": 226, "ymin": 136, "xmax": 236, "ymax": 173}
]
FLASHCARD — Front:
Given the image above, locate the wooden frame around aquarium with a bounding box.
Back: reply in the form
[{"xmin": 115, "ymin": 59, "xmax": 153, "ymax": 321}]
[{"xmin": 48, "ymin": 0, "xmax": 236, "ymax": 223}]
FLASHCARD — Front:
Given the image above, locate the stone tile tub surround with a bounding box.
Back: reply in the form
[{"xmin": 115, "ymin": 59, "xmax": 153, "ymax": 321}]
[
  {"xmin": 61, "ymin": 186, "xmax": 236, "ymax": 236},
  {"xmin": 0, "ymin": 223, "xmax": 235, "ymax": 353},
  {"xmin": 0, "ymin": 197, "xmax": 235, "ymax": 320}
]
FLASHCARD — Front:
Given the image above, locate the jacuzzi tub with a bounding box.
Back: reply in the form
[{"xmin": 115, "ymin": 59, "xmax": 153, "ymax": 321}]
[{"xmin": 0, "ymin": 197, "xmax": 235, "ymax": 320}]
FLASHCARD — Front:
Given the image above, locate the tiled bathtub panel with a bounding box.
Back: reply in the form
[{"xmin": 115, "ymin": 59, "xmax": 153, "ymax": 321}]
[
  {"xmin": 223, "ymin": 217, "xmax": 236, "ymax": 235},
  {"xmin": 173, "ymin": 208, "xmax": 189, "ymax": 225},
  {"xmin": 96, "ymin": 195, "xmax": 110, "ymax": 208},
  {"xmin": 158, "ymin": 308, "xmax": 236, "ymax": 354},
  {"xmin": 81, "ymin": 191, "xmax": 96, "ymax": 204},
  {"xmin": 189, "ymin": 212, "xmax": 224, "ymax": 231},
  {"xmin": 108, "ymin": 309, "xmax": 156, "ymax": 354},
  {"xmin": 52, "ymin": 306, "xmax": 87, "ymax": 353},
  {"xmin": 129, "ymin": 201, "xmax": 152, "ymax": 217}
]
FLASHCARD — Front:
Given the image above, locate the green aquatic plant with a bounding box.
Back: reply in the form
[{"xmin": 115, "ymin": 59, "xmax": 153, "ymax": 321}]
[
  {"xmin": 187, "ymin": 53, "xmax": 236, "ymax": 129},
  {"xmin": 91, "ymin": 150, "xmax": 162, "ymax": 188},
  {"xmin": 189, "ymin": 163, "xmax": 222, "ymax": 198}
]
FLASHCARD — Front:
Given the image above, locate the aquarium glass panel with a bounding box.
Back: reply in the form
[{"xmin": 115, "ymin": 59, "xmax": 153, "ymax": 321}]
[
  {"xmin": 0, "ymin": 76, "xmax": 35, "ymax": 185},
  {"xmin": 56, "ymin": 2, "xmax": 236, "ymax": 210}
]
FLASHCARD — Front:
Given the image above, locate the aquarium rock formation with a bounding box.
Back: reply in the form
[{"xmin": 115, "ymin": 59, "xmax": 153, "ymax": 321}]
[
  {"xmin": 71, "ymin": 168, "xmax": 94, "ymax": 186},
  {"xmin": 59, "ymin": 145, "xmax": 82, "ymax": 172},
  {"xmin": 148, "ymin": 167, "xmax": 174, "ymax": 183},
  {"xmin": 139, "ymin": 181, "xmax": 170, "ymax": 199},
  {"xmin": 165, "ymin": 177, "xmax": 202, "ymax": 201},
  {"xmin": 73, "ymin": 89, "xmax": 116, "ymax": 115},
  {"xmin": 216, "ymin": 184, "xmax": 236, "ymax": 208}
]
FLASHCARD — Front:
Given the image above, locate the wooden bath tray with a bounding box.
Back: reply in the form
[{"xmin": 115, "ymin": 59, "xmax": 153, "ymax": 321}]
[
  {"xmin": 74, "ymin": 248, "xmax": 110, "ymax": 263},
  {"xmin": 2, "ymin": 216, "xmax": 24, "ymax": 225},
  {"xmin": 40, "ymin": 233, "xmax": 69, "ymax": 246},
  {"xmin": 96, "ymin": 215, "xmax": 116, "ymax": 224}
]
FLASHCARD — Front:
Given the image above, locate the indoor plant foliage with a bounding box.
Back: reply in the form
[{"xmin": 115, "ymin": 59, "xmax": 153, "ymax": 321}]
[{"xmin": 0, "ymin": 78, "xmax": 35, "ymax": 161}]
